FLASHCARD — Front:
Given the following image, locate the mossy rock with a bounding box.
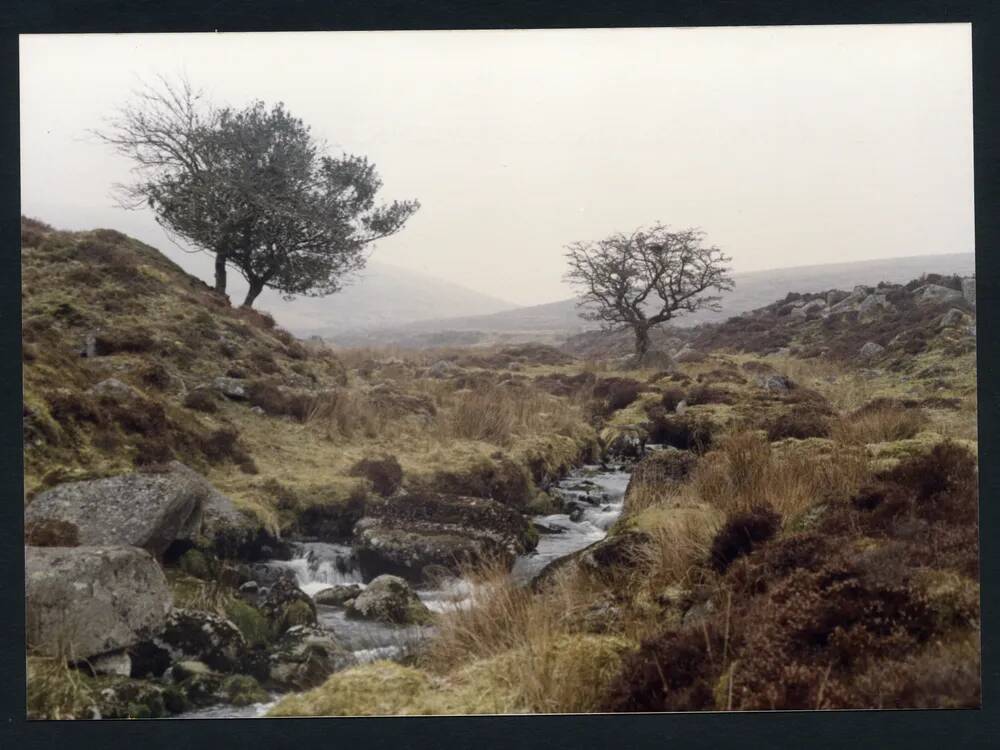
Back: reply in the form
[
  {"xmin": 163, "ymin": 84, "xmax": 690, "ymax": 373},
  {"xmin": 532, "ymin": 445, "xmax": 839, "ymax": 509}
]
[{"xmin": 222, "ymin": 674, "xmax": 269, "ymax": 706}]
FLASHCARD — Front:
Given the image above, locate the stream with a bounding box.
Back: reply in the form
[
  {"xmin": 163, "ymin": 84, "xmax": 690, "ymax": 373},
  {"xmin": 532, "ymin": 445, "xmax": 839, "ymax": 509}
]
[{"xmin": 179, "ymin": 463, "xmax": 631, "ymax": 718}]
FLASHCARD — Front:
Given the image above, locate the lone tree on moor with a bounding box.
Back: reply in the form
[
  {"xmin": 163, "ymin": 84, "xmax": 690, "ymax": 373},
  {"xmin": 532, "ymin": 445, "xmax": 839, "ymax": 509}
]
[
  {"xmin": 98, "ymin": 78, "xmax": 419, "ymax": 307},
  {"xmin": 565, "ymin": 224, "xmax": 733, "ymax": 361}
]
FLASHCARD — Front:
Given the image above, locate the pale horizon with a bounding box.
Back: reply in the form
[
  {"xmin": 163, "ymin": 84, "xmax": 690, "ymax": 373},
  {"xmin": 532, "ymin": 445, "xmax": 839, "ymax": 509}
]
[{"xmin": 20, "ymin": 24, "xmax": 974, "ymax": 309}]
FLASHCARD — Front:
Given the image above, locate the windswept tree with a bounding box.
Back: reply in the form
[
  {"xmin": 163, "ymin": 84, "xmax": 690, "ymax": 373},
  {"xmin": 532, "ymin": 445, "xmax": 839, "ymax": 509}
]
[
  {"xmin": 97, "ymin": 78, "xmax": 419, "ymax": 307},
  {"xmin": 565, "ymin": 224, "xmax": 734, "ymax": 360}
]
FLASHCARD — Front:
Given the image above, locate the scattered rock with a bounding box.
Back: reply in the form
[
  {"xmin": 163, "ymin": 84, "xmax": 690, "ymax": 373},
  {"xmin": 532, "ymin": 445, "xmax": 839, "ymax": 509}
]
[
  {"xmin": 89, "ymin": 649, "xmax": 133, "ymax": 677},
  {"xmin": 857, "ymin": 294, "xmax": 894, "ymax": 319},
  {"xmin": 345, "ymin": 575, "xmax": 432, "ymax": 625},
  {"xmin": 314, "ymin": 584, "xmax": 363, "ymax": 607},
  {"xmin": 153, "ymin": 609, "xmax": 248, "ymax": 674},
  {"xmin": 826, "ymin": 290, "xmax": 850, "ymax": 306},
  {"xmin": 354, "ymin": 493, "xmax": 535, "ymax": 582},
  {"xmin": 257, "ymin": 576, "xmax": 318, "ymax": 635},
  {"xmin": 859, "ymin": 341, "xmax": 886, "ymax": 361},
  {"xmin": 939, "ymin": 308, "xmax": 970, "ymax": 329},
  {"xmin": 26, "ymin": 545, "xmax": 172, "ymax": 660},
  {"xmin": 268, "ymin": 625, "xmax": 352, "ymax": 690},
  {"xmin": 755, "ymin": 374, "xmax": 793, "ymax": 392},
  {"xmin": 427, "ymin": 360, "xmax": 457, "ymax": 379},
  {"xmin": 87, "ymin": 377, "xmax": 143, "ymax": 402},
  {"xmin": 914, "ymin": 284, "xmax": 965, "ymax": 305},
  {"xmin": 212, "ymin": 376, "xmax": 249, "ymax": 400}
]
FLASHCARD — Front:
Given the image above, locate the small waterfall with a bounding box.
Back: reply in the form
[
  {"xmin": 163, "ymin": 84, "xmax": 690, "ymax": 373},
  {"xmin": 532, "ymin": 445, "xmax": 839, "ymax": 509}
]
[{"xmin": 268, "ymin": 541, "xmax": 363, "ymax": 596}]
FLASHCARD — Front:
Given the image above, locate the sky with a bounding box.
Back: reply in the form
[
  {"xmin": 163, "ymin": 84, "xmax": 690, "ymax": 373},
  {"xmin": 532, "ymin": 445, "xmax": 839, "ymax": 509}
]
[{"xmin": 20, "ymin": 24, "xmax": 973, "ymax": 308}]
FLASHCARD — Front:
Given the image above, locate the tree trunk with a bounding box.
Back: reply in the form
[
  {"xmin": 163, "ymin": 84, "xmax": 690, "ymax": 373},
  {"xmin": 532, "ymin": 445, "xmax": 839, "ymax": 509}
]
[
  {"xmin": 633, "ymin": 323, "xmax": 651, "ymax": 360},
  {"xmin": 214, "ymin": 253, "xmax": 228, "ymax": 295},
  {"xmin": 242, "ymin": 279, "xmax": 265, "ymax": 308}
]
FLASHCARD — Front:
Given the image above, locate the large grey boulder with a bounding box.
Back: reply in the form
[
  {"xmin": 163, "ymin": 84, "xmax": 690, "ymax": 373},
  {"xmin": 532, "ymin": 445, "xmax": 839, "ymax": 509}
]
[
  {"xmin": 353, "ymin": 493, "xmax": 535, "ymax": 583},
  {"xmin": 826, "ymin": 290, "xmax": 850, "ymax": 307},
  {"xmin": 268, "ymin": 625, "xmax": 352, "ymax": 690},
  {"xmin": 962, "ymin": 277, "xmax": 976, "ymax": 307},
  {"xmin": 939, "ymin": 308, "xmax": 971, "ymax": 330},
  {"xmin": 211, "ymin": 376, "xmax": 248, "ymax": 400},
  {"xmin": 345, "ymin": 575, "xmax": 432, "ymax": 625},
  {"xmin": 25, "ymin": 464, "xmax": 207, "ymax": 556},
  {"xmin": 857, "ymin": 294, "xmax": 894, "ymax": 320},
  {"xmin": 26, "ymin": 545, "xmax": 171, "ymax": 660},
  {"xmin": 153, "ymin": 609, "xmax": 248, "ymax": 673},
  {"xmin": 915, "ymin": 284, "xmax": 965, "ymax": 305},
  {"xmin": 859, "ymin": 341, "xmax": 886, "ymax": 361}
]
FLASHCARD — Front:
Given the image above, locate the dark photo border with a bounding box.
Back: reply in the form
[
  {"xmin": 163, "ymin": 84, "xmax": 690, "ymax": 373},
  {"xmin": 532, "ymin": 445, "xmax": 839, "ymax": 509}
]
[{"xmin": 1, "ymin": 2, "xmax": 997, "ymax": 748}]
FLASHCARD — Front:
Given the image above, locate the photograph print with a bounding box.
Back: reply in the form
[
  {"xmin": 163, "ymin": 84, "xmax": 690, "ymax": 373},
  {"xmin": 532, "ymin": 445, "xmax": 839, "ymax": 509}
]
[{"xmin": 20, "ymin": 24, "xmax": 979, "ymax": 718}]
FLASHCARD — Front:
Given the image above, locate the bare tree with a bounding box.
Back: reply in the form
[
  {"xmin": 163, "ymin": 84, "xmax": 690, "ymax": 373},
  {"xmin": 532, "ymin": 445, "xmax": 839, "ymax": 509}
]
[
  {"xmin": 96, "ymin": 77, "xmax": 419, "ymax": 307},
  {"xmin": 565, "ymin": 224, "xmax": 734, "ymax": 360}
]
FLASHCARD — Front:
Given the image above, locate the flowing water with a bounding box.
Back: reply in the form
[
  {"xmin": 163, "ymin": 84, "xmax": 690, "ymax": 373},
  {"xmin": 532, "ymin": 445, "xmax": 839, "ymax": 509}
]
[{"xmin": 177, "ymin": 462, "xmax": 631, "ymax": 718}]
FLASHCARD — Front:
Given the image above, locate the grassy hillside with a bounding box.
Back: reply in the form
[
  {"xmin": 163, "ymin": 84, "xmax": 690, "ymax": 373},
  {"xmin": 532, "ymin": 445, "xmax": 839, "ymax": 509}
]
[
  {"xmin": 316, "ymin": 252, "xmax": 974, "ymax": 348},
  {"xmin": 21, "ymin": 218, "xmax": 599, "ymax": 533},
  {"xmin": 22, "ymin": 217, "xmax": 980, "ymax": 715}
]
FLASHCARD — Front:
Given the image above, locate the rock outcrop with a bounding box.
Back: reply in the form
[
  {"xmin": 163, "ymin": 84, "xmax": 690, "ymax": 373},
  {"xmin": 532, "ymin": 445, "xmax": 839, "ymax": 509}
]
[
  {"xmin": 268, "ymin": 625, "xmax": 352, "ymax": 690},
  {"xmin": 25, "ymin": 462, "xmax": 281, "ymax": 561},
  {"xmin": 345, "ymin": 575, "xmax": 432, "ymax": 625},
  {"xmin": 152, "ymin": 609, "xmax": 248, "ymax": 674},
  {"xmin": 353, "ymin": 492, "xmax": 536, "ymax": 582},
  {"xmin": 26, "ymin": 545, "xmax": 172, "ymax": 660},
  {"xmin": 25, "ymin": 464, "xmax": 207, "ymax": 556}
]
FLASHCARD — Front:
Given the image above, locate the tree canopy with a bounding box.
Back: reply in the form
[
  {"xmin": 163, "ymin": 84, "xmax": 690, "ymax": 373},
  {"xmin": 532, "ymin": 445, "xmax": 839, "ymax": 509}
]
[
  {"xmin": 98, "ymin": 78, "xmax": 419, "ymax": 307},
  {"xmin": 564, "ymin": 224, "xmax": 734, "ymax": 359}
]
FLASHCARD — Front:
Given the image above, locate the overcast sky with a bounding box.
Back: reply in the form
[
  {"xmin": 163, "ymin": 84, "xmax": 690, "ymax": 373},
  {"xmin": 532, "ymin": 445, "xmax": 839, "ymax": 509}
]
[{"xmin": 20, "ymin": 24, "xmax": 973, "ymax": 307}]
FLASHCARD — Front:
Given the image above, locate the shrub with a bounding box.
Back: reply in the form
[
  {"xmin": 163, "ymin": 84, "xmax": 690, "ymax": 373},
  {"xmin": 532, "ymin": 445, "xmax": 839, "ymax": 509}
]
[
  {"xmin": 93, "ymin": 327, "xmax": 156, "ymax": 356},
  {"xmin": 349, "ymin": 455, "xmax": 404, "ymax": 497},
  {"xmin": 179, "ymin": 548, "xmax": 212, "ymax": 579},
  {"xmin": 593, "ymin": 378, "xmax": 642, "ymax": 413},
  {"xmin": 183, "ymin": 389, "xmax": 219, "ymax": 414},
  {"xmin": 601, "ymin": 623, "xmax": 723, "ymax": 712},
  {"xmin": 686, "ymin": 384, "xmax": 735, "ymax": 406},
  {"xmin": 643, "ymin": 409, "xmax": 714, "ymax": 452},
  {"xmin": 133, "ymin": 436, "xmax": 175, "ymax": 466},
  {"xmin": 139, "ymin": 362, "xmax": 173, "ymax": 391},
  {"xmin": 835, "ymin": 399, "xmax": 928, "ymax": 444},
  {"xmin": 660, "ymin": 386, "xmax": 686, "ymax": 412},
  {"xmin": 247, "ymin": 381, "xmax": 315, "ymax": 421},
  {"xmin": 709, "ymin": 506, "xmax": 781, "ymax": 573},
  {"xmin": 764, "ymin": 406, "xmax": 832, "ymax": 441},
  {"xmin": 200, "ymin": 427, "xmax": 254, "ymax": 469}
]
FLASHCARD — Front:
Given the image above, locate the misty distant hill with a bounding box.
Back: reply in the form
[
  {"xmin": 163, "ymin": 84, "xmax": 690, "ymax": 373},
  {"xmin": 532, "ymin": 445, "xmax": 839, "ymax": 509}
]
[
  {"xmin": 315, "ymin": 252, "xmax": 974, "ymax": 348},
  {"xmin": 259, "ymin": 261, "xmax": 519, "ymax": 334}
]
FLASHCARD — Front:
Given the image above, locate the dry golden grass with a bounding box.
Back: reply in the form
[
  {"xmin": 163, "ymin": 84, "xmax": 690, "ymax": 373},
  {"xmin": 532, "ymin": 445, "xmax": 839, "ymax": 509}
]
[
  {"xmin": 421, "ymin": 558, "xmax": 633, "ymax": 713},
  {"xmin": 433, "ymin": 384, "xmax": 590, "ymax": 447},
  {"xmin": 26, "ymin": 656, "xmax": 98, "ymax": 720},
  {"xmin": 832, "ymin": 403, "xmax": 928, "ymax": 445},
  {"xmin": 689, "ymin": 430, "xmax": 870, "ymax": 519},
  {"xmin": 627, "ymin": 505, "xmax": 723, "ymax": 593}
]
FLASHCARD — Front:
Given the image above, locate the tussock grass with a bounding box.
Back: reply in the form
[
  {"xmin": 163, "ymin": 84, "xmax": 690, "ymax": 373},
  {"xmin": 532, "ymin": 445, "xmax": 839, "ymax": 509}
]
[
  {"xmin": 689, "ymin": 430, "xmax": 870, "ymax": 518},
  {"xmin": 26, "ymin": 655, "xmax": 98, "ymax": 720},
  {"xmin": 420, "ymin": 559, "xmax": 632, "ymax": 713},
  {"xmin": 832, "ymin": 402, "xmax": 928, "ymax": 444},
  {"xmin": 434, "ymin": 384, "xmax": 590, "ymax": 447}
]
